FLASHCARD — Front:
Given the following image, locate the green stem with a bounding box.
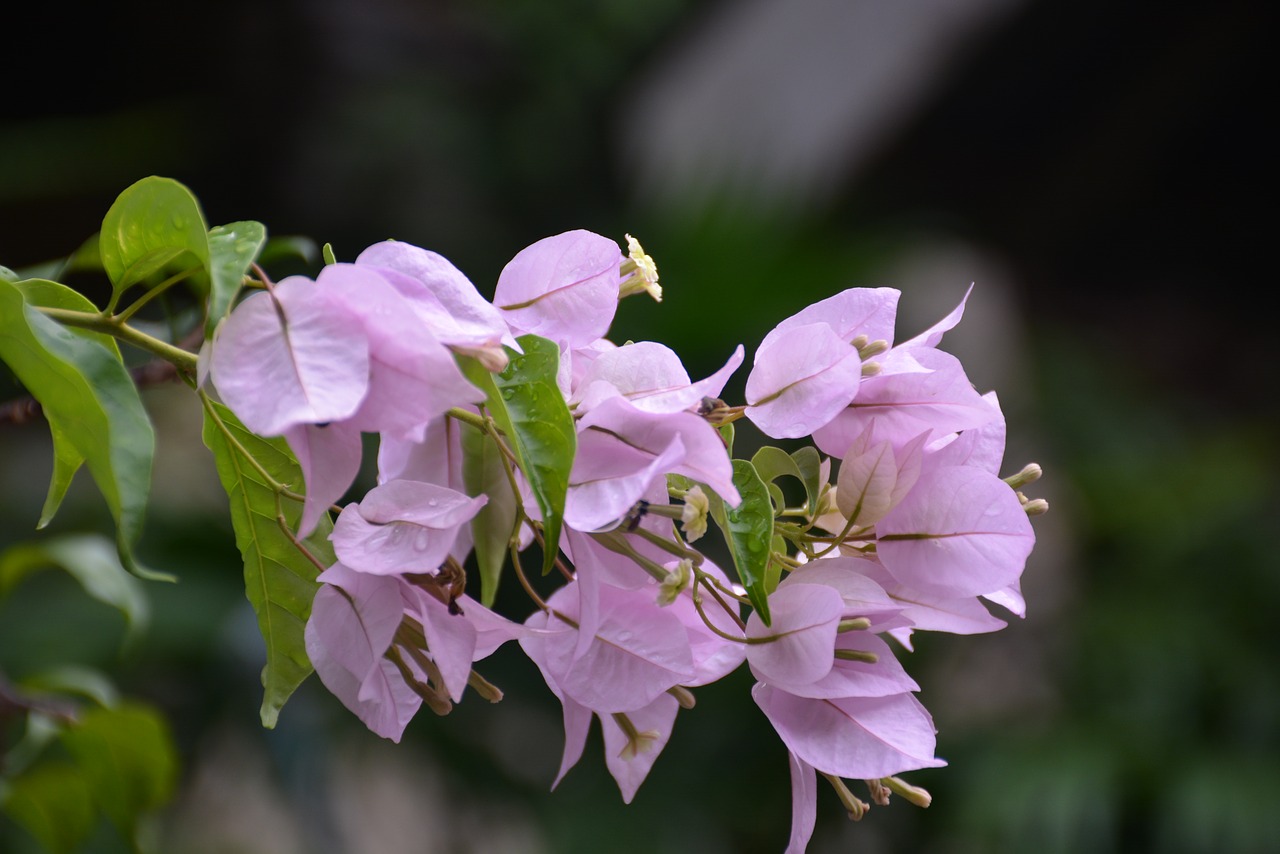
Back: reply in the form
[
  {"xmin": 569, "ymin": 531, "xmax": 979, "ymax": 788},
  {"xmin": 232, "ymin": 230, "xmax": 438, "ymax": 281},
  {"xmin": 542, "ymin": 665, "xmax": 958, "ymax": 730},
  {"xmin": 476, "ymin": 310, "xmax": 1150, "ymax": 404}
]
[
  {"xmin": 114, "ymin": 268, "xmax": 196, "ymax": 323},
  {"xmin": 38, "ymin": 306, "xmax": 198, "ymax": 372},
  {"xmin": 445, "ymin": 406, "xmax": 488, "ymax": 431}
]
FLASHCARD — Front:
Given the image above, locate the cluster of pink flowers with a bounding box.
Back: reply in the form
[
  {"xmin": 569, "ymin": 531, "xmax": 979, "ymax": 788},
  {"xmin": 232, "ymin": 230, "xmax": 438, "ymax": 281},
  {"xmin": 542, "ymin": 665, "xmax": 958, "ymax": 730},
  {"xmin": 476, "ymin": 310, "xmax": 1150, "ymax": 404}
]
[{"xmin": 206, "ymin": 229, "xmax": 1042, "ymax": 852}]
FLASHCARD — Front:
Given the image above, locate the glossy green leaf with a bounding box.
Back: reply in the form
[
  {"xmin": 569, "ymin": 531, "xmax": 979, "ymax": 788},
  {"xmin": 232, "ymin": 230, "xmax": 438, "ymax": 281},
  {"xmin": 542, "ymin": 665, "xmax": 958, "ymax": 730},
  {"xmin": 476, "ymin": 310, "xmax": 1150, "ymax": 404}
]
[
  {"xmin": 722, "ymin": 459, "xmax": 775, "ymax": 625},
  {"xmin": 0, "ymin": 534, "xmax": 148, "ymax": 643},
  {"xmin": 0, "ymin": 280, "xmax": 155, "ymax": 572},
  {"xmin": 206, "ymin": 220, "xmax": 266, "ymax": 335},
  {"xmin": 10, "ymin": 280, "xmax": 122, "ymax": 527},
  {"xmin": 60, "ymin": 703, "xmax": 177, "ymax": 836},
  {"xmin": 201, "ymin": 400, "xmax": 332, "ymax": 727},
  {"xmin": 461, "ymin": 419, "xmax": 517, "ymax": 606},
  {"xmin": 99, "ymin": 176, "xmax": 209, "ymax": 298},
  {"xmin": 768, "ymin": 533, "xmax": 788, "ymax": 592},
  {"xmin": 751, "ymin": 444, "xmax": 823, "ymax": 516},
  {"xmin": 12, "ymin": 279, "xmax": 118, "ymax": 356},
  {"xmin": 0, "ymin": 761, "xmax": 95, "ymax": 854},
  {"xmin": 718, "ymin": 422, "xmax": 735, "ymax": 457},
  {"xmin": 790, "ymin": 446, "xmax": 824, "ymax": 515},
  {"xmin": 460, "ymin": 336, "xmax": 575, "ymax": 576},
  {"xmin": 0, "ymin": 263, "xmax": 18, "ymax": 282},
  {"xmin": 766, "ymin": 481, "xmax": 786, "ymax": 516}
]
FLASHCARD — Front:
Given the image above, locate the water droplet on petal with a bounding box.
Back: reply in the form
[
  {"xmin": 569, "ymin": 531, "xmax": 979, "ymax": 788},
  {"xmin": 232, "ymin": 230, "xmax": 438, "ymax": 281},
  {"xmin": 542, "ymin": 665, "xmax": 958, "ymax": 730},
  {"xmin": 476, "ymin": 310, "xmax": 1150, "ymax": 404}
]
[{"xmin": 414, "ymin": 529, "xmax": 433, "ymax": 552}]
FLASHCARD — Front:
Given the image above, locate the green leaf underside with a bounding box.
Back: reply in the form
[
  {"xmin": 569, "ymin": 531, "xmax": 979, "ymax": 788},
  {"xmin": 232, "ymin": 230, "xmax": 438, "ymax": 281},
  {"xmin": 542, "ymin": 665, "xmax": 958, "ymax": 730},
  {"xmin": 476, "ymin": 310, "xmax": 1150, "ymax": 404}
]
[
  {"xmin": 461, "ymin": 336, "xmax": 575, "ymax": 576},
  {"xmin": 99, "ymin": 176, "xmax": 210, "ymax": 298},
  {"xmin": 722, "ymin": 459, "xmax": 775, "ymax": 625},
  {"xmin": 206, "ymin": 220, "xmax": 266, "ymax": 336},
  {"xmin": 0, "ymin": 535, "xmax": 148, "ymax": 642},
  {"xmin": 461, "ymin": 419, "xmax": 517, "ymax": 606},
  {"xmin": 201, "ymin": 401, "xmax": 332, "ymax": 727},
  {"xmin": 0, "ymin": 280, "xmax": 155, "ymax": 568}
]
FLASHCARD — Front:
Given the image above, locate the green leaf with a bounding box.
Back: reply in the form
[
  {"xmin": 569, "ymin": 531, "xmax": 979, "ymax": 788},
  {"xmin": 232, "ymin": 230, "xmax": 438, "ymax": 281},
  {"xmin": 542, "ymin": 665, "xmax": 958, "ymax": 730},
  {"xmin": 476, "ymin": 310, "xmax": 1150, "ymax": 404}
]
[
  {"xmin": 12, "ymin": 279, "xmax": 119, "ymax": 356},
  {"xmin": 751, "ymin": 445, "xmax": 823, "ymax": 516},
  {"xmin": 0, "ymin": 535, "xmax": 149, "ymax": 643},
  {"xmin": 0, "ymin": 761, "xmax": 96, "ymax": 854},
  {"xmin": 766, "ymin": 481, "xmax": 786, "ymax": 516},
  {"xmin": 98, "ymin": 176, "xmax": 209, "ymax": 299},
  {"xmin": 790, "ymin": 446, "xmax": 824, "ymax": 515},
  {"xmin": 768, "ymin": 533, "xmax": 788, "ymax": 592},
  {"xmin": 0, "ymin": 280, "xmax": 155, "ymax": 570},
  {"xmin": 460, "ymin": 336, "xmax": 575, "ymax": 576},
  {"xmin": 721, "ymin": 459, "xmax": 775, "ymax": 625},
  {"xmin": 201, "ymin": 400, "xmax": 332, "ymax": 727},
  {"xmin": 461, "ymin": 420, "xmax": 517, "ymax": 607},
  {"xmin": 20, "ymin": 665, "xmax": 121, "ymax": 709},
  {"xmin": 11, "ymin": 280, "xmax": 121, "ymax": 527},
  {"xmin": 718, "ymin": 422, "xmax": 735, "ymax": 457},
  {"xmin": 206, "ymin": 220, "xmax": 266, "ymax": 335},
  {"xmin": 39, "ymin": 416, "xmax": 86, "ymax": 529},
  {"xmin": 258, "ymin": 235, "xmax": 319, "ymax": 268},
  {"xmin": 60, "ymin": 703, "xmax": 177, "ymax": 836}
]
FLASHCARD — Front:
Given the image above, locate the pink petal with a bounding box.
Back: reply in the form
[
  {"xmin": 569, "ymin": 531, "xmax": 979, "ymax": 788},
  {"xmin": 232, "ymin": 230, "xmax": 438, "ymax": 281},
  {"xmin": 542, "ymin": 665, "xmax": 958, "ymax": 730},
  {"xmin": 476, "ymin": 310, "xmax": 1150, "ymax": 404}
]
[
  {"xmin": 402, "ymin": 584, "xmax": 477, "ymax": 703},
  {"xmin": 574, "ymin": 342, "xmax": 744, "ymax": 414},
  {"xmin": 812, "ymin": 349, "xmax": 998, "ymax": 457},
  {"xmin": 600, "ymin": 693, "xmax": 680, "ymax": 803},
  {"xmin": 877, "ymin": 466, "xmax": 1034, "ymax": 597},
  {"xmin": 543, "ymin": 585, "xmax": 695, "ymax": 714},
  {"xmin": 332, "ymin": 480, "xmax": 487, "ymax": 575},
  {"xmin": 355, "ymin": 240, "xmax": 518, "ymax": 351},
  {"xmin": 319, "ymin": 264, "xmax": 485, "ymax": 441},
  {"xmin": 284, "ymin": 420, "xmax": 364, "ymax": 538},
  {"xmin": 785, "ymin": 752, "xmax": 818, "ymax": 854},
  {"xmin": 896, "ymin": 283, "xmax": 973, "ymax": 351},
  {"xmin": 779, "ymin": 558, "xmax": 904, "ymax": 630},
  {"xmin": 305, "ymin": 572, "xmax": 420, "ymax": 741},
  {"xmin": 211, "ymin": 277, "xmax": 369, "ymax": 436},
  {"xmin": 565, "ymin": 428, "xmax": 687, "ymax": 532},
  {"xmin": 576, "ymin": 396, "xmax": 739, "ymax": 507},
  {"xmin": 746, "ymin": 583, "xmax": 844, "ymax": 691},
  {"xmin": 745, "ymin": 322, "xmax": 863, "ymax": 439},
  {"xmin": 494, "ymin": 230, "xmax": 622, "ymax": 348},
  {"xmin": 792, "ymin": 632, "xmax": 919, "ymax": 700},
  {"xmin": 753, "ymin": 685, "xmax": 947, "ymax": 779},
  {"xmin": 764, "ymin": 287, "xmax": 900, "ymax": 350}
]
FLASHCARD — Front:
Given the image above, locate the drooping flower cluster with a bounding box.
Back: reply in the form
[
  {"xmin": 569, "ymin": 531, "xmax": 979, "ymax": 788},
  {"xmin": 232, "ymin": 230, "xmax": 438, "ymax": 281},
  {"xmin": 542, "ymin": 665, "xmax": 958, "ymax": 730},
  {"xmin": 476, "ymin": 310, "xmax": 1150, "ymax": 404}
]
[{"xmin": 205, "ymin": 229, "xmax": 1044, "ymax": 852}]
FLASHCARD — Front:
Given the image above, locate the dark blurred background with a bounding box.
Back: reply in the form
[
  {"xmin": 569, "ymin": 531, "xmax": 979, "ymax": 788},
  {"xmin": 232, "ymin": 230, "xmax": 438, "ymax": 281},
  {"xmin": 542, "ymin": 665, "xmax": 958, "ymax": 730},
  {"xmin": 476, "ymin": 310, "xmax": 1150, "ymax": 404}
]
[{"xmin": 2, "ymin": 1, "xmax": 1275, "ymax": 852}]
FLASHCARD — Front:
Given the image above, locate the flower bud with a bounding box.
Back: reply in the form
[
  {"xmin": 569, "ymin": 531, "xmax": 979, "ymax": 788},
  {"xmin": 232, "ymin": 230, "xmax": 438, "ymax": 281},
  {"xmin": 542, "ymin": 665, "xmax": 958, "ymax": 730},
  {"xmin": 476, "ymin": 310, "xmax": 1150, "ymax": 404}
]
[{"xmin": 1004, "ymin": 462, "xmax": 1043, "ymax": 489}]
